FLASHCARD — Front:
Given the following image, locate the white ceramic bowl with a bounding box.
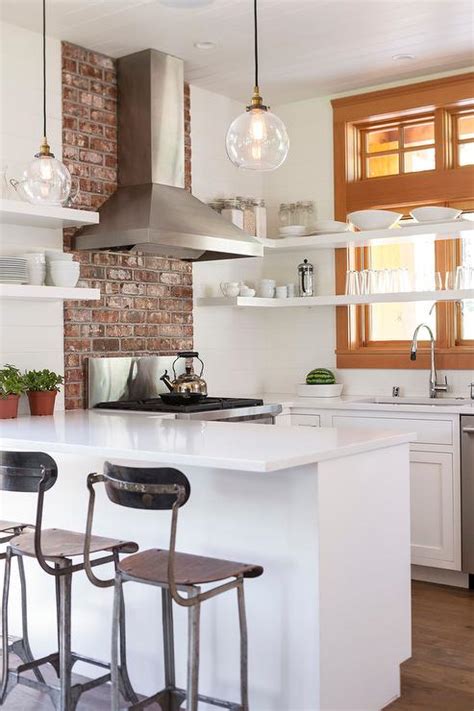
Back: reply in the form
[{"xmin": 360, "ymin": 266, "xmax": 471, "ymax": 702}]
[
  {"xmin": 45, "ymin": 250, "xmax": 74, "ymax": 262},
  {"xmin": 296, "ymin": 383, "xmax": 343, "ymax": 398},
  {"xmin": 22, "ymin": 252, "xmax": 45, "ymax": 264},
  {"xmin": 348, "ymin": 210, "xmax": 402, "ymax": 231},
  {"xmin": 310, "ymin": 220, "xmax": 349, "ymax": 233},
  {"xmin": 278, "ymin": 225, "xmax": 307, "ymax": 236},
  {"xmin": 49, "ymin": 269, "xmax": 80, "ymax": 287},
  {"xmin": 410, "ymin": 206, "xmax": 462, "ymax": 222},
  {"xmin": 49, "ymin": 263, "xmax": 80, "ymax": 274}
]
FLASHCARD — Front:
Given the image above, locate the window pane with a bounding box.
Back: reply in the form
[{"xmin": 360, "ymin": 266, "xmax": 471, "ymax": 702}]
[
  {"xmin": 366, "ymin": 128, "xmax": 399, "ymax": 153},
  {"xmin": 458, "ymin": 115, "xmax": 474, "ymax": 140},
  {"xmin": 459, "ymin": 142, "xmax": 474, "ymax": 166},
  {"xmin": 460, "ymin": 231, "xmax": 474, "ymax": 340},
  {"xmin": 367, "ymin": 154, "xmax": 399, "ymax": 177},
  {"xmin": 404, "ymin": 148, "xmax": 435, "ymax": 173},
  {"xmin": 404, "ymin": 121, "xmax": 434, "ymax": 147},
  {"xmin": 368, "ymin": 240, "xmax": 436, "ymax": 341}
]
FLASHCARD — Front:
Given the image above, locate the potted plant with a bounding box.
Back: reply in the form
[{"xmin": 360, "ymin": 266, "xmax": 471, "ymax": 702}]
[
  {"xmin": 0, "ymin": 364, "xmax": 26, "ymax": 419},
  {"xmin": 24, "ymin": 369, "xmax": 64, "ymax": 416}
]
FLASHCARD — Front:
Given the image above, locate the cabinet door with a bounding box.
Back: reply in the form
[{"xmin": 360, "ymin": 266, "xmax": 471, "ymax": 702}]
[
  {"xmin": 290, "ymin": 414, "xmax": 321, "ymax": 427},
  {"xmin": 410, "ymin": 451, "xmax": 457, "ymax": 569}
]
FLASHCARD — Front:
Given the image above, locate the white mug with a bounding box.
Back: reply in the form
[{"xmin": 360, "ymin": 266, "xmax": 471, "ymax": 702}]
[
  {"xmin": 287, "ymin": 283, "xmax": 296, "ymax": 298},
  {"xmin": 260, "ymin": 287, "xmax": 275, "ymax": 298},
  {"xmin": 276, "ymin": 285, "xmax": 288, "ymax": 298},
  {"xmin": 220, "ymin": 281, "xmax": 240, "ymax": 297}
]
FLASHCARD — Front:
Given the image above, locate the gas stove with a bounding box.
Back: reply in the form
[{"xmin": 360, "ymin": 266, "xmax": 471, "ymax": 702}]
[
  {"xmin": 88, "ymin": 356, "xmax": 281, "ymax": 422},
  {"xmin": 95, "ymin": 396, "xmax": 281, "ymax": 422}
]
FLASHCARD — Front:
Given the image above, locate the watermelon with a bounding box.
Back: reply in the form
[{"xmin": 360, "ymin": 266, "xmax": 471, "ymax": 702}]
[{"xmin": 306, "ymin": 368, "xmax": 336, "ymax": 385}]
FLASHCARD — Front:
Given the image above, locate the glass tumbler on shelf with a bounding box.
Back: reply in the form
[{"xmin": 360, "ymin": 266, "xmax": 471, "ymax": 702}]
[{"xmin": 345, "ymin": 270, "xmax": 361, "ymax": 295}]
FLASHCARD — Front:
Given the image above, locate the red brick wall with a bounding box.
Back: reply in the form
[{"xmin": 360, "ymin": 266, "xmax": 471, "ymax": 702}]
[{"xmin": 62, "ymin": 42, "xmax": 193, "ymax": 410}]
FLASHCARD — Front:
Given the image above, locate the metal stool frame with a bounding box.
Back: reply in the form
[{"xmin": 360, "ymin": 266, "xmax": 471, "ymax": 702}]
[
  {"xmin": 85, "ymin": 462, "xmax": 256, "ymax": 711},
  {"xmin": 0, "ymin": 451, "xmax": 138, "ymax": 711},
  {"xmin": 0, "ymin": 521, "xmax": 44, "ymax": 689}
]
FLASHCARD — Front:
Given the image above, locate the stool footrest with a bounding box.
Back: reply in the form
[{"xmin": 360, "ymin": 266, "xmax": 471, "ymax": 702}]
[
  {"xmin": 127, "ymin": 685, "xmax": 242, "ymax": 711},
  {"xmin": 15, "ymin": 652, "xmax": 58, "ymax": 675},
  {"xmin": 71, "ymin": 651, "xmax": 111, "ymax": 670}
]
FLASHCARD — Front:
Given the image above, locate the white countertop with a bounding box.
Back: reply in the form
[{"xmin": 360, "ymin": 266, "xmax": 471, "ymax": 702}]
[
  {"xmin": 263, "ymin": 393, "xmax": 474, "ymax": 415},
  {"xmin": 0, "ymin": 410, "xmax": 413, "ymax": 473}
]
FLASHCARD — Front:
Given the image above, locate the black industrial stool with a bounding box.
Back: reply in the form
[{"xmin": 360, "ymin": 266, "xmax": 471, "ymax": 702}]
[
  {"xmin": 84, "ymin": 462, "xmax": 264, "ymax": 711},
  {"xmin": 0, "ymin": 517, "xmax": 40, "ymax": 687},
  {"xmin": 0, "ymin": 451, "xmax": 139, "ymax": 711}
]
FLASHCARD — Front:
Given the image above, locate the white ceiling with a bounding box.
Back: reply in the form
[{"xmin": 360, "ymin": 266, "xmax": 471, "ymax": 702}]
[{"xmin": 1, "ymin": 0, "xmax": 473, "ymax": 104}]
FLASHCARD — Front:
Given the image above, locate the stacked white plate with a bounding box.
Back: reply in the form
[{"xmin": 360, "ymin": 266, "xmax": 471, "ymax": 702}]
[{"xmin": 0, "ymin": 256, "xmax": 28, "ymax": 284}]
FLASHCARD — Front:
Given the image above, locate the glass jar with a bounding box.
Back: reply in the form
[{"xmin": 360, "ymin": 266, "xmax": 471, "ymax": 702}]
[
  {"xmin": 252, "ymin": 198, "xmax": 267, "ymax": 238},
  {"xmin": 221, "ymin": 198, "xmax": 244, "ymax": 229},
  {"xmin": 288, "ymin": 203, "xmax": 297, "ymax": 225},
  {"xmin": 279, "ymin": 203, "xmax": 291, "ymax": 227},
  {"xmin": 238, "ymin": 197, "xmax": 256, "ymax": 235},
  {"xmin": 298, "ymin": 201, "xmax": 315, "ymax": 228}
]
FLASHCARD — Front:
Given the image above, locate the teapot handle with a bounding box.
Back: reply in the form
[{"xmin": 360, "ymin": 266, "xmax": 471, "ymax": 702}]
[{"xmin": 9, "ymin": 178, "xmax": 20, "ymax": 191}]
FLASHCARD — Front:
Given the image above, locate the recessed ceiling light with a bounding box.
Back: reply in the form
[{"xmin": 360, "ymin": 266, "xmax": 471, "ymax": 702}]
[
  {"xmin": 392, "ymin": 53, "xmax": 415, "ymax": 62},
  {"xmin": 194, "ymin": 41, "xmax": 217, "ymax": 50}
]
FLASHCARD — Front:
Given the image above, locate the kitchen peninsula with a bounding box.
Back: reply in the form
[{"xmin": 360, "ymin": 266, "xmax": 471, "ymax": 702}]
[{"xmin": 1, "ymin": 411, "xmax": 413, "ymax": 710}]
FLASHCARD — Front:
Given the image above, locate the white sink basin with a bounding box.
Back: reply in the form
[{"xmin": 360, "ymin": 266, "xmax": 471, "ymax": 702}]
[{"xmin": 373, "ymin": 396, "xmax": 471, "ymax": 406}]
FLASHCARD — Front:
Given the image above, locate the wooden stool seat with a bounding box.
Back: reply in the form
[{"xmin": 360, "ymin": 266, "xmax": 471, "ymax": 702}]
[
  {"xmin": 9, "ymin": 527, "xmax": 138, "ymax": 560},
  {"xmin": 0, "ymin": 520, "xmax": 27, "ymax": 533},
  {"xmin": 119, "ymin": 548, "xmax": 263, "ymax": 586}
]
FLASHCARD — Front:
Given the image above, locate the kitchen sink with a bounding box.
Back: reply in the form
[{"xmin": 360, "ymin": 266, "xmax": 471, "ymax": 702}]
[{"xmin": 373, "ymin": 396, "xmax": 472, "ymax": 406}]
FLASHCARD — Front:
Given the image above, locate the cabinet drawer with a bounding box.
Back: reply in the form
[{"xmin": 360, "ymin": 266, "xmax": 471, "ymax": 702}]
[
  {"xmin": 291, "ymin": 414, "xmax": 321, "ymax": 427},
  {"xmin": 330, "ymin": 415, "xmax": 453, "ymax": 445}
]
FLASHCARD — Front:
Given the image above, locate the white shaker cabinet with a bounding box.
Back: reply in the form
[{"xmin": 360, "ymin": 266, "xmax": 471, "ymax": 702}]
[
  {"xmin": 281, "ymin": 407, "xmax": 461, "ymax": 571},
  {"xmin": 409, "ymin": 450, "xmax": 455, "ymax": 566}
]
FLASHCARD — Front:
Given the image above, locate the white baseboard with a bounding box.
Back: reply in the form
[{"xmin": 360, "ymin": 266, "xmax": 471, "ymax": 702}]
[{"xmin": 411, "ymin": 564, "xmax": 470, "ymax": 588}]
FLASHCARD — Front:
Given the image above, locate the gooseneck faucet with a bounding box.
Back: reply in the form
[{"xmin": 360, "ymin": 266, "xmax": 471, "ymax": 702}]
[{"xmin": 410, "ymin": 323, "xmax": 448, "ymax": 399}]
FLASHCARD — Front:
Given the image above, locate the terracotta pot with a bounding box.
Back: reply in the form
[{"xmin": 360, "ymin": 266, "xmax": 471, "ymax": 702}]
[
  {"xmin": 27, "ymin": 390, "xmax": 57, "ymax": 416},
  {"xmin": 0, "ymin": 394, "xmax": 20, "ymax": 419}
]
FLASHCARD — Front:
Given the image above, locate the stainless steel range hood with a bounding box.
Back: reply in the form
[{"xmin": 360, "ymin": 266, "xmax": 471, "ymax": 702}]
[{"xmin": 74, "ymin": 49, "xmax": 263, "ymax": 261}]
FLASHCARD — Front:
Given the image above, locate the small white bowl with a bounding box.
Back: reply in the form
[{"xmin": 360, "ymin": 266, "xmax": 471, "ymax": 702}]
[
  {"xmin": 309, "ymin": 220, "xmax": 349, "ymax": 234},
  {"xmin": 50, "ymin": 270, "xmax": 80, "ymax": 287},
  {"xmin": 296, "ymin": 383, "xmax": 343, "ymax": 398},
  {"xmin": 278, "ymin": 225, "xmax": 307, "ymax": 236},
  {"xmin": 410, "ymin": 206, "xmax": 462, "ymax": 223},
  {"xmin": 348, "ymin": 210, "xmax": 402, "ymax": 231},
  {"xmin": 45, "ymin": 250, "xmax": 74, "ymax": 262},
  {"xmin": 240, "ymin": 288, "xmax": 256, "ymax": 297}
]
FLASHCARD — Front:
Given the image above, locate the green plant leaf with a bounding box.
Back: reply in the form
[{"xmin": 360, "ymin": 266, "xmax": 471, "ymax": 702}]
[{"xmin": 23, "ymin": 369, "xmax": 64, "ymax": 393}]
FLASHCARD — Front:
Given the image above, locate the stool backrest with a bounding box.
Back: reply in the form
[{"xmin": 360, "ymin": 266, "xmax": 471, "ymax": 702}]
[
  {"xmin": 0, "ymin": 451, "xmax": 57, "ymax": 493},
  {"xmin": 103, "ymin": 461, "xmax": 191, "ymax": 510}
]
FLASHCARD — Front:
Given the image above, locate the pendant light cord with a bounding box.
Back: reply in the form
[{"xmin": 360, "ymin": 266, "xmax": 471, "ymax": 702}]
[
  {"xmin": 254, "ymin": 0, "xmax": 258, "ymax": 89},
  {"xmin": 42, "ymin": 0, "xmax": 47, "ymax": 139}
]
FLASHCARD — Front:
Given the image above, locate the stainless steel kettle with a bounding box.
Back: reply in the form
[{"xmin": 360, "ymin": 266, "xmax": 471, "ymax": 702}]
[{"xmin": 160, "ymin": 351, "xmax": 208, "ymax": 396}]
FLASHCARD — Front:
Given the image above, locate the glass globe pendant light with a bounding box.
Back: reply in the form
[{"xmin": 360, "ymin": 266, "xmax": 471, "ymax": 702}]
[
  {"xmin": 225, "ymin": 0, "xmax": 289, "ymax": 171},
  {"xmin": 22, "ymin": 0, "xmax": 72, "ymax": 206}
]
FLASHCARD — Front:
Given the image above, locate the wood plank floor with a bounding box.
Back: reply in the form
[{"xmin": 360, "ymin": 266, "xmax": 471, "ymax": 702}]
[{"xmin": 1, "ymin": 581, "xmax": 473, "ymax": 709}]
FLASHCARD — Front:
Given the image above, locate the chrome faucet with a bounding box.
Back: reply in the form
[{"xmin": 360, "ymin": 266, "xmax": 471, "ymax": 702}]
[{"xmin": 410, "ymin": 323, "xmax": 448, "ymax": 398}]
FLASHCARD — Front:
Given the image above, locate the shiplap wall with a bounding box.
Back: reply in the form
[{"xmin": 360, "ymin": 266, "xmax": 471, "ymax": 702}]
[{"xmin": 0, "ymin": 21, "xmax": 65, "ymax": 412}]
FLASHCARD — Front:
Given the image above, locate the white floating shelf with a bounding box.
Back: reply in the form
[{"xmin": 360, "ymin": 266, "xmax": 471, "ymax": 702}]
[
  {"xmin": 0, "ymin": 284, "xmax": 101, "ymax": 301},
  {"xmin": 260, "ymin": 219, "xmax": 474, "ymax": 252},
  {"xmin": 197, "ymin": 289, "xmax": 474, "ymax": 309},
  {"xmin": 0, "ymin": 199, "xmax": 99, "ymax": 229}
]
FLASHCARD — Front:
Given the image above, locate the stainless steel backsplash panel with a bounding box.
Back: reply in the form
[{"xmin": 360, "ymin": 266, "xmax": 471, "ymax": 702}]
[{"xmin": 88, "ymin": 355, "xmax": 184, "ymax": 407}]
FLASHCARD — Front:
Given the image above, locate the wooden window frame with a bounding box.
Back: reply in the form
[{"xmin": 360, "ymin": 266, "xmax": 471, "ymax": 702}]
[
  {"xmin": 332, "ymin": 73, "xmax": 474, "ymax": 370},
  {"xmin": 360, "ymin": 114, "xmax": 436, "ymax": 179},
  {"xmin": 453, "ymin": 109, "xmax": 474, "ymax": 167}
]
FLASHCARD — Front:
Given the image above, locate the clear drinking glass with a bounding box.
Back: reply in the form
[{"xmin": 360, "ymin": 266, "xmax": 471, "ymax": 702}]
[{"xmin": 345, "ymin": 270, "xmax": 361, "ymax": 295}]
